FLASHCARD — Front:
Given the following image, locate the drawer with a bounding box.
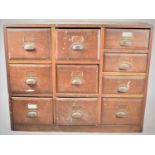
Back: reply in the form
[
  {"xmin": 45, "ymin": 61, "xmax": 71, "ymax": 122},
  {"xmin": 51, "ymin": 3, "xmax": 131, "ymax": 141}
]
[
  {"xmin": 55, "ymin": 98, "xmax": 99, "ymax": 125},
  {"xmin": 104, "ymin": 53, "xmax": 147, "ymax": 72},
  {"xmin": 12, "ymin": 97, "xmax": 53, "ymax": 125},
  {"xmin": 102, "ymin": 75, "xmax": 145, "ymax": 95},
  {"xmin": 9, "ymin": 64, "xmax": 52, "ymax": 96},
  {"xmin": 7, "ymin": 28, "xmax": 51, "ymax": 60},
  {"xmin": 56, "ymin": 29, "xmax": 100, "ymax": 60},
  {"xmin": 57, "ymin": 65, "xmax": 98, "ymax": 94},
  {"xmin": 102, "ymin": 98, "xmax": 142, "ymax": 125},
  {"xmin": 105, "ymin": 29, "xmax": 150, "ymax": 49}
]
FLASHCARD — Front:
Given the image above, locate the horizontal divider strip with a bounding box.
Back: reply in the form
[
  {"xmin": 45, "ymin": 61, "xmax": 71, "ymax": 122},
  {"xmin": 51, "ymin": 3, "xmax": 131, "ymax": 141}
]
[{"xmin": 103, "ymin": 72, "xmax": 146, "ymax": 76}]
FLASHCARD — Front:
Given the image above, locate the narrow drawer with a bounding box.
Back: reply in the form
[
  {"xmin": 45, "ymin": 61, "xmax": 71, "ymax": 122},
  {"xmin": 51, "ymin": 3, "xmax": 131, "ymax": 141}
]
[
  {"xmin": 12, "ymin": 97, "xmax": 53, "ymax": 125},
  {"xmin": 102, "ymin": 98, "xmax": 142, "ymax": 125},
  {"xmin": 104, "ymin": 53, "xmax": 147, "ymax": 72},
  {"xmin": 56, "ymin": 29, "xmax": 100, "ymax": 60},
  {"xmin": 105, "ymin": 29, "xmax": 149, "ymax": 49},
  {"xmin": 102, "ymin": 75, "xmax": 145, "ymax": 96},
  {"xmin": 7, "ymin": 28, "xmax": 51, "ymax": 60},
  {"xmin": 55, "ymin": 98, "xmax": 99, "ymax": 125},
  {"xmin": 9, "ymin": 64, "xmax": 52, "ymax": 96},
  {"xmin": 57, "ymin": 65, "xmax": 98, "ymax": 94}
]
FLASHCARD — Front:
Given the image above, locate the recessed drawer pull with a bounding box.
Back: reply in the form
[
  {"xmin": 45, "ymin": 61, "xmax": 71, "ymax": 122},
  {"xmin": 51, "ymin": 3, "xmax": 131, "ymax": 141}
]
[
  {"xmin": 117, "ymin": 81, "xmax": 131, "ymax": 93},
  {"xmin": 120, "ymin": 39, "xmax": 132, "ymax": 46},
  {"xmin": 71, "ymin": 43, "xmax": 84, "ymax": 51},
  {"xmin": 23, "ymin": 42, "xmax": 36, "ymax": 51},
  {"xmin": 116, "ymin": 111, "xmax": 127, "ymax": 118},
  {"xmin": 25, "ymin": 78, "xmax": 37, "ymax": 85},
  {"xmin": 71, "ymin": 79, "xmax": 82, "ymax": 85},
  {"xmin": 25, "ymin": 89, "xmax": 35, "ymax": 93},
  {"xmin": 27, "ymin": 103, "xmax": 38, "ymax": 110},
  {"xmin": 119, "ymin": 63, "xmax": 131, "ymax": 70},
  {"xmin": 27, "ymin": 111, "xmax": 38, "ymax": 118},
  {"xmin": 71, "ymin": 111, "xmax": 82, "ymax": 119}
]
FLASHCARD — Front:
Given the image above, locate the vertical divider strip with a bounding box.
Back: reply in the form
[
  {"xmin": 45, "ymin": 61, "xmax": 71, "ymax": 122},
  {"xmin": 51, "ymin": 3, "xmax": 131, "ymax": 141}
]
[
  {"xmin": 51, "ymin": 27, "xmax": 57, "ymax": 125},
  {"xmin": 98, "ymin": 28, "xmax": 104, "ymax": 124}
]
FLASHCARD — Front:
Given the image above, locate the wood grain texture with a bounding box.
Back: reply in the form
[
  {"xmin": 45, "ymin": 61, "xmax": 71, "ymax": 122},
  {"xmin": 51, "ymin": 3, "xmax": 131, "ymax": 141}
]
[
  {"xmin": 7, "ymin": 28, "xmax": 51, "ymax": 60},
  {"xmin": 56, "ymin": 29, "xmax": 100, "ymax": 60},
  {"xmin": 105, "ymin": 29, "xmax": 150, "ymax": 49},
  {"xmin": 3, "ymin": 22, "xmax": 153, "ymax": 132},
  {"xmin": 56, "ymin": 65, "xmax": 99, "ymax": 94}
]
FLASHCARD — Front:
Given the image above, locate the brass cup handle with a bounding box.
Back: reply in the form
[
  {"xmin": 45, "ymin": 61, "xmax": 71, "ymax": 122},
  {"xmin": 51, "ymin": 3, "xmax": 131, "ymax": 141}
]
[
  {"xmin": 117, "ymin": 81, "xmax": 131, "ymax": 93},
  {"xmin": 120, "ymin": 39, "xmax": 132, "ymax": 46},
  {"xmin": 71, "ymin": 43, "xmax": 84, "ymax": 51},
  {"xmin": 116, "ymin": 111, "xmax": 127, "ymax": 118},
  {"xmin": 27, "ymin": 111, "xmax": 38, "ymax": 118},
  {"xmin": 25, "ymin": 89, "xmax": 35, "ymax": 93},
  {"xmin": 71, "ymin": 79, "xmax": 82, "ymax": 85},
  {"xmin": 25, "ymin": 78, "xmax": 37, "ymax": 85},
  {"xmin": 117, "ymin": 86, "xmax": 129, "ymax": 93},
  {"xmin": 71, "ymin": 111, "xmax": 82, "ymax": 119},
  {"xmin": 119, "ymin": 63, "xmax": 131, "ymax": 70},
  {"xmin": 23, "ymin": 42, "xmax": 36, "ymax": 51}
]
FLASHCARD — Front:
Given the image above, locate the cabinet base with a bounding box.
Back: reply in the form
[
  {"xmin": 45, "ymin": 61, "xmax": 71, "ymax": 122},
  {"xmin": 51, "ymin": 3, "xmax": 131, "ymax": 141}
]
[{"xmin": 12, "ymin": 124, "xmax": 142, "ymax": 132}]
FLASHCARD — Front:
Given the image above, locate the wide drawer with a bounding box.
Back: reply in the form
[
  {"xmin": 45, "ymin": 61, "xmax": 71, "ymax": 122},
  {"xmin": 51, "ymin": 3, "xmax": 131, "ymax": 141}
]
[
  {"xmin": 55, "ymin": 98, "xmax": 99, "ymax": 125},
  {"xmin": 12, "ymin": 97, "xmax": 53, "ymax": 125},
  {"xmin": 104, "ymin": 53, "xmax": 147, "ymax": 72},
  {"xmin": 102, "ymin": 98, "xmax": 142, "ymax": 125},
  {"xmin": 102, "ymin": 75, "xmax": 145, "ymax": 96},
  {"xmin": 7, "ymin": 28, "xmax": 51, "ymax": 60},
  {"xmin": 105, "ymin": 29, "xmax": 149, "ymax": 49},
  {"xmin": 56, "ymin": 29, "xmax": 100, "ymax": 60},
  {"xmin": 9, "ymin": 64, "xmax": 52, "ymax": 96},
  {"xmin": 57, "ymin": 65, "xmax": 98, "ymax": 94}
]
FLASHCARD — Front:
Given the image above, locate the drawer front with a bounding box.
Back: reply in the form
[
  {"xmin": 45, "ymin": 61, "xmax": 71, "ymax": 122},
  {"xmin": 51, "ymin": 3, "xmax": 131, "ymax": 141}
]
[
  {"xmin": 105, "ymin": 29, "xmax": 149, "ymax": 49},
  {"xmin": 102, "ymin": 75, "xmax": 145, "ymax": 95},
  {"xmin": 56, "ymin": 29, "xmax": 99, "ymax": 60},
  {"xmin": 12, "ymin": 97, "xmax": 53, "ymax": 125},
  {"xmin": 7, "ymin": 28, "xmax": 51, "ymax": 60},
  {"xmin": 55, "ymin": 98, "xmax": 99, "ymax": 125},
  {"xmin": 9, "ymin": 64, "xmax": 52, "ymax": 96},
  {"xmin": 102, "ymin": 98, "xmax": 142, "ymax": 125},
  {"xmin": 57, "ymin": 65, "xmax": 98, "ymax": 94},
  {"xmin": 104, "ymin": 53, "xmax": 147, "ymax": 72}
]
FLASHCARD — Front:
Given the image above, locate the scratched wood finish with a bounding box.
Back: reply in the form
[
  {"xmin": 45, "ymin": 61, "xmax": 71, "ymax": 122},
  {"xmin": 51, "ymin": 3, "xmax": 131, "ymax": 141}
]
[
  {"xmin": 56, "ymin": 29, "xmax": 100, "ymax": 60},
  {"xmin": 7, "ymin": 28, "xmax": 51, "ymax": 60},
  {"xmin": 102, "ymin": 98, "xmax": 142, "ymax": 125},
  {"xmin": 55, "ymin": 98, "xmax": 99, "ymax": 125},
  {"xmin": 12, "ymin": 97, "xmax": 53, "ymax": 125},
  {"xmin": 9, "ymin": 64, "xmax": 52, "ymax": 96},
  {"xmin": 104, "ymin": 53, "xmax": 147, "ymax": 72},
  {"xmin": 105, "ymin": 29, "xmax": 150, "ymax": 49},
  {"xmin": 4, "ymin": 22, "xmax": 153, "ymax": 132},
  {"xmin": 102, "ymin": 75, "xmax": 146, "ymax": 95},
  {"xmin": 56, "ymin": 65, "xmax": 98, "ymax": 94}
]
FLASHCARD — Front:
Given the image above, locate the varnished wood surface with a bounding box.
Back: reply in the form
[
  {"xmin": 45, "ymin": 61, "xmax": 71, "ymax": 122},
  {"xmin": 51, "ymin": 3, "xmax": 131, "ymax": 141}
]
[
  {"xmin": 4, "ymin": 22, "xmax": 153, "ymax": 132},
  {"xmin": 4, "ymin": 22, "xmax": 153, "ymax": 28}
]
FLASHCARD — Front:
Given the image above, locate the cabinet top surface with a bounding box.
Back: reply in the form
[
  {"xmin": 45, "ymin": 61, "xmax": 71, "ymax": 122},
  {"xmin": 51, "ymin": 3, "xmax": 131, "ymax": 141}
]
[{"xmin": 4, "ymin": 21, "xmax": 153, "ymax": 28}]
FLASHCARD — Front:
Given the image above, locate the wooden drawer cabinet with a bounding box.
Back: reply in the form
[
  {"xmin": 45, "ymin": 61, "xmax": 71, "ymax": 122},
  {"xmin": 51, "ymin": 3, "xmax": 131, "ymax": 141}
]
[
  {"xmin": 55, "ymin": 98, "xmax": 99, "ymax": 125},
  {"xmin": 9, "ymin": 64, "xmax": 52, "ymax": 96},
  {"xmin": 7, "ymin": 28, "xmax": 51, "ymax": 60},
  {"xmin": 102, "ymin": 75, "xmax": 146, "ymax": 96},
  {"xmin": 104, "ymin": 53, "xmax": 147, "ymax": 72},
  {"xmin": 4, "ymin": 22, "xmax": 153, "ymax": 132},
  {"xmin": 105, "ymin": 29, "xmax": 150, "ymax": 49},
  {"xmin": 12, "ymin": 97, "xmax": 53, "ymax": 125},
  {"xmin": 56, "ymin": 29, "xmax": 99, "ymax": 60},
  {"xmin": 56, "ymin": 65, "xmax": 98, "ymax": 95},
  {"xmin": 102, "ymin": 98, "xmax": 142, "ymax": 125}
]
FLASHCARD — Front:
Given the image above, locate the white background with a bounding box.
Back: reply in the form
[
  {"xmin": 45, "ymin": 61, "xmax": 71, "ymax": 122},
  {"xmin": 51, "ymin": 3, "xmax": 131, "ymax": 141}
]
[{"xmin": 0, "ymin": 0, "xmax": 155, "ymax": 154}]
